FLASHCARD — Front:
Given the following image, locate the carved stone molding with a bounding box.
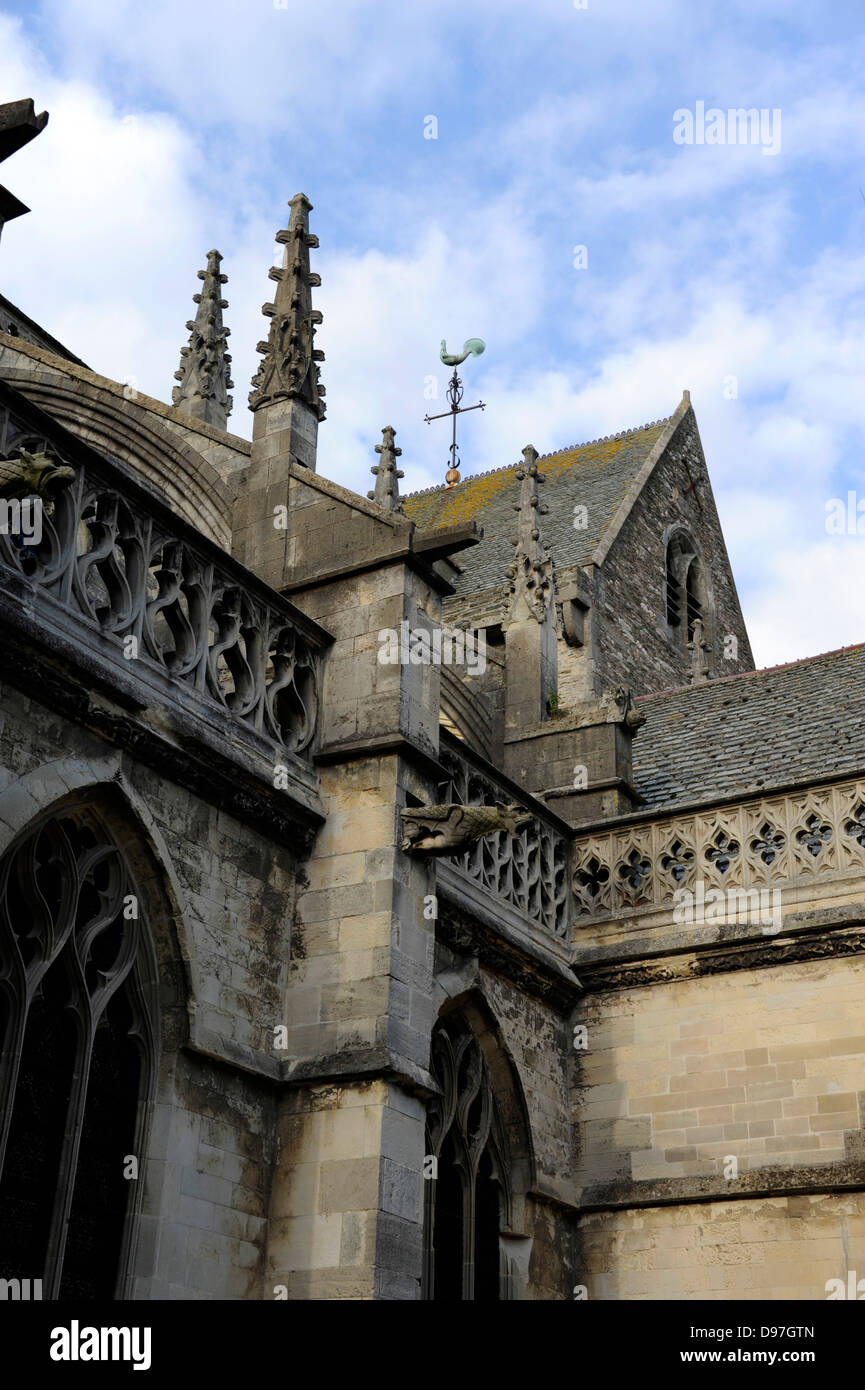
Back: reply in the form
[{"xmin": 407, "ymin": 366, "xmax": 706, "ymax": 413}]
[
  {"xmin": 578, "ymin": 926, "xmax": 865, "ymax": 992},
  {"xmin": 580, "ymin": 1155, "xmax": 865, "ymax": 1215}
]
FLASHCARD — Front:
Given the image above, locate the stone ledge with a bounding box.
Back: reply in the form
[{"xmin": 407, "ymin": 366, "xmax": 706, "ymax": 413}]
[
  {"xmin": 579, "ymin": 1156, "xmax": 865, "ymax": 1214},
  {"xmin": 437, "ymin": 862, "xmax": 581, "ymax": 1012},
  {"xmin": 282, "ymin": 1045, "xmax": 435, "ymax": 1097},
  {"xmin": 575, "ymin": 914, "xmax": 865, "ymax": 991},
  {"xmin": 0, "ymin": 597, "xmax": 326, "ymax": 844}
]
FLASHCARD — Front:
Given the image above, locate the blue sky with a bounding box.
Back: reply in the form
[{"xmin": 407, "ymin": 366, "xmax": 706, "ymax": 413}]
[{"xmin": 2, "ymin": 0, "xmax": 865, "ymax": 668}]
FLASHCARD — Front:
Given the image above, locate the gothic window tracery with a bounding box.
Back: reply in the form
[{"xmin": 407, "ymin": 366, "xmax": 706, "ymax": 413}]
[
  {"xmin": 0, "ymin": 805, "xmax": 158, "ymax": 1299},
  {"xmin": 665, "ymin": 531, "xmax": 712, "ymax": 664},
  {"xmin": 422, "ymin": 1016, "xmax": 512, "ymax": 1301}
]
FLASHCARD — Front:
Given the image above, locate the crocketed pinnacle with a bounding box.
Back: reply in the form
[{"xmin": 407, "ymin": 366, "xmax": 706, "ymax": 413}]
[
  {"xmin": 367, "ymin": 425, "xmax": 404, "ymax": 512},
  {"xmin": 172, "ymin": 249, "xmax": 233, "ymax": 430},
  {"xmin": 506, "ymin": 445, "xmax": 555, "ymax": 625},
  {"xmin": 249, "ymin": 193, "xmax": 325, "ymax": 418}
]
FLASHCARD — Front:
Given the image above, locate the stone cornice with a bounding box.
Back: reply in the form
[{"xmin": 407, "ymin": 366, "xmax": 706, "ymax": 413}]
[
  {"xmin": 576, "ymin": 915, "xmax": 865, "ymax": 992},
  {"xmin": 0, "ymin": 330, "xmax": 252, "ymax": 454},
  {"xmin": 579, "ymin": 1153, "xmax": 865, "ymax": 1214}
]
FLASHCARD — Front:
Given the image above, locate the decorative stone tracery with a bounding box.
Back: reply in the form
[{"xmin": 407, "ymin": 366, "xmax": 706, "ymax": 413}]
[
  {"xmin": 423, "ymin": 1015, "xmax": 512, "ymax": 1301},
  {"xmin": 0, "ymin": 805, "xmax": 158, "ymax": 1298},
  {"xmin": 0, "ymin": 430, "xmax": 322, "ymax": 756},
  {"xmin": 572, "ymin": 776, "xmax": 865, "ymax": 920},
  {"xmin": 440, "ymin": 745, "xmax": 569, "ymax": 939}
]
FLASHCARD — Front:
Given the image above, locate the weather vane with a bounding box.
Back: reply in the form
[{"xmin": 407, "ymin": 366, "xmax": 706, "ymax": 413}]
[{"xmin": 424, "ymin": 337, "xmax": 486, "ymax": 487}]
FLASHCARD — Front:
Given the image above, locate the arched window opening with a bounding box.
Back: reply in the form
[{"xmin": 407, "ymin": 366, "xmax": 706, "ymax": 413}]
[
  {"xmin": 666, "ymin": 531, "xmax": 712, "ymax": 668},
  {"xmin": 0, "ymin": 807, "xmax": 157, "ymax": 1300},
  {"xmin": 685, "ymin": 559, "xmax": 703, "ymax": 641},
  {"xmin": 423, "ymin": 1015, "xmax": 512, "ymax": 1301},
  {"xmin": 666, "ymin": 550, "xmax": 682, "ymax": 627}
]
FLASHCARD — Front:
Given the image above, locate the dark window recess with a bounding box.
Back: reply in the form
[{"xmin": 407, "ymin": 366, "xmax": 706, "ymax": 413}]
[
  {"xmin": 686, "ymin": 562, "xmax": 703, "ymax": 638},
  {"xmin": 422, "ymin": 1017, "xmax": 511, "ymax": 1301},
  {"xmin": 0, "ymin": 809, "xmax": 156, "ymax": 1300},
  {"xmin": 666, "ymin": 566, "xmax": 682, "ymax": 626}
]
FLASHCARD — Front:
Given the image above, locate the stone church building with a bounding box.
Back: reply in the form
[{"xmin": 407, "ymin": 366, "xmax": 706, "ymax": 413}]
[{"xmin": 0, "ymin": 98, "xmax": 863, "ymax": 1301}]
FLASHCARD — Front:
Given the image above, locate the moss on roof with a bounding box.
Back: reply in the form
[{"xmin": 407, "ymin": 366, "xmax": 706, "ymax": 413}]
[{"xmin": 402, "ymin": 418, "xmax": 669, "ymax": 597}]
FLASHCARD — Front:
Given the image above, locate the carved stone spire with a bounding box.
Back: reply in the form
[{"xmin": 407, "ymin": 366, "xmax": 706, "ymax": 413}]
[
  {"xmin": 687, "ymin": 617, "xmax": 710, "ymax": 683},
  {"xmin": 249, "ymin": 193, "xmax": 325, "ymax": 422},
  {"xmin": 367, "ymin": 426, "xmax": 404, "ymax": 512},
  {"xmin": 505, "ymin": 445, "xmax": 555, "ymax": 626},
  {"xmin": 172, "ymin": 249, "xmax": 234, "ymax": 429}
]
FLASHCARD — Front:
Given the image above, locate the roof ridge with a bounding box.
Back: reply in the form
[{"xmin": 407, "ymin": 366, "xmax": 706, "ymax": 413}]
[
  {"xmin": 402, "ymin": 414, "xmax": 672, "ymax": 500},
  {"xmin": 636, "ymin": 640, "xmax": 865, "ymax": 702}
]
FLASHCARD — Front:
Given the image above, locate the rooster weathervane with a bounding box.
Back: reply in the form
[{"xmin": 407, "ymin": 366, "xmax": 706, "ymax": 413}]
[{"xmin": 424, "ymin": 337, "xmax": 486, "ymax": 487}]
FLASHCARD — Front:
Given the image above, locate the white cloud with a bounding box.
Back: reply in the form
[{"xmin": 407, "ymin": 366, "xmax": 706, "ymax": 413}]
[
  {"xmin": 747, "ymin": 538, "xmax": 865, "ymax": 667},
  {"xmin": 3, "ymin": 2, "xmax": 865, "ymax": 675}
]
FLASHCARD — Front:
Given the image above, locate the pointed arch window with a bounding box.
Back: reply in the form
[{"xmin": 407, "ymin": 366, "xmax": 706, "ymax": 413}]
[
  {"xmin": 666, "ymin": 550, "xmax": 682, "ymax": 627},
  {"xmin": 422, "ymin": 1016, "xmax": 512, "ymax": 1301},
  {"xmin": 685, "ymin": 559, "xmax": 703, "ymax": 640},
  {"xmin": 666, "ymin": 532, "xmax": 711, "ymax": 650},
  {"xmin": 0, "ymin": 806, "xmax": 157, "ymax": 1299}
]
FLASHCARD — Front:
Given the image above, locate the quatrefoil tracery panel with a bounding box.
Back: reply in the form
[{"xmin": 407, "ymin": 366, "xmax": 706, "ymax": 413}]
[
  {"xmin": 789, "ymin": 793, "xmax": 837, "ymax": 875},
  {"xmin": 571, "ymin": 778, "xmax": 865, "ymax": 923},
  {"xmin": 658, "ymin": 836, "xmax": 697, "ymax": 888},
  {"xmin": 0, "ymin": 437, "xmax": 321, "ymax": 757}
]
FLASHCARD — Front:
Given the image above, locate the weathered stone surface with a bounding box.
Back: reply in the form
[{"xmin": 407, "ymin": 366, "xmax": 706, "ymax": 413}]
[{"xmin": 1, "ymin": 213, "xmax": 862, "ymax": 1305}]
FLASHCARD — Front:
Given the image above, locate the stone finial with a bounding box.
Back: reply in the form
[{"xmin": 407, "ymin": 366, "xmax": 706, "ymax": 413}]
[
  {"xmin": 0, "ymin": 99, "xmax": 49, "ymax": 245},
  {"xmin": 249, "ymin": 193, "xmax": 325, "ymax": 419},
  {"xmin": 367, "ymin": 425, "xmax": 405, "ymax": 512},
  {"xmin": 687, "ymin": 617, "xmax": 710, "ymax": 684},
  {"xmin": 505, "ymin": 445, "xmax": 555, "ymax": 625},
  {"xmin": 172, "ymin": 249, "xmax": 234, "ymax": 429}
]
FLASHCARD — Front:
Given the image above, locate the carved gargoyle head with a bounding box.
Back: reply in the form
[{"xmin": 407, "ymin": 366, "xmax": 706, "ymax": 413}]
[
  {"xmin": 0, "ymin": 448, "xmax": 76, "ymax": 503},
  {"xmin": 614, "ymin": 685, "xmax": 647, "ymax": 733},
  {"xmin": 400, "ymin": 801, "xmax": 534, "ymax": 856}
]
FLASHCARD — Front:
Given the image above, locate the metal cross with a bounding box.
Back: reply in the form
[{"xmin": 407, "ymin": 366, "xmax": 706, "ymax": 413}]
[{"xmin": 424, "ymin": 368, "xmax": 485, "ymax": 488}]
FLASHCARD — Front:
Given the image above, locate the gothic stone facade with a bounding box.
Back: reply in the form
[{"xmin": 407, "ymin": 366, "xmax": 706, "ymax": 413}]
[{"xmin": 0, "ymin": 182, "xmax": 864, "ymax": 1301}]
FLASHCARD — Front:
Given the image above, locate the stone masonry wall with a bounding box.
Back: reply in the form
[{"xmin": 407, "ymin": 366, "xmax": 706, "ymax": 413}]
[
  {"xmin": 578, "ymin": 1193, "xmax": 865, "ymax": 1300},
  {"xmin": 573, "ymin": 950, "xmax": 865, "ymax": 1298},
  {"xmin": 559, "ymin": 407, "xmax": 755, "ymax": 706},
  {"xmin": 576, "ymin": 954, "xmax": 865, "ymax": 1189}
]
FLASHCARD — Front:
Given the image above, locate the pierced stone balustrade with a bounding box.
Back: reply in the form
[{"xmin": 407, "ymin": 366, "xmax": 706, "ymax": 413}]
[
  {"xmin": 439, "ymin": 736, "xmax": 570, "ymax": 940},
  {"xmin": 0, "ymin": 409, "xmax": 329, "ymax": 777},
  {"xmin": 572, "ymin": 779, "xmax": 865, "ymax": 924}
]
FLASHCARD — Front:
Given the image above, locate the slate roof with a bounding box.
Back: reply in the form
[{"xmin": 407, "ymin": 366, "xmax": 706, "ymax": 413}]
[
  {"xmin": 632, "ymin": 644, "xmax": 865, "ymax": 811},
  {"xmin": 402, "ymin": 417, "xmax": 669, "ymax": 599}
]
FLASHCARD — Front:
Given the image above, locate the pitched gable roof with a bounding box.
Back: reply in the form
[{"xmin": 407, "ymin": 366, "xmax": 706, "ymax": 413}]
[
  {"xmin": 633, "ymin": 643, "xmax": 865, "ymax": 811},
  {"xmin": 401, "ymin": 416, "xmax": 671, "ymax": 599}
]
